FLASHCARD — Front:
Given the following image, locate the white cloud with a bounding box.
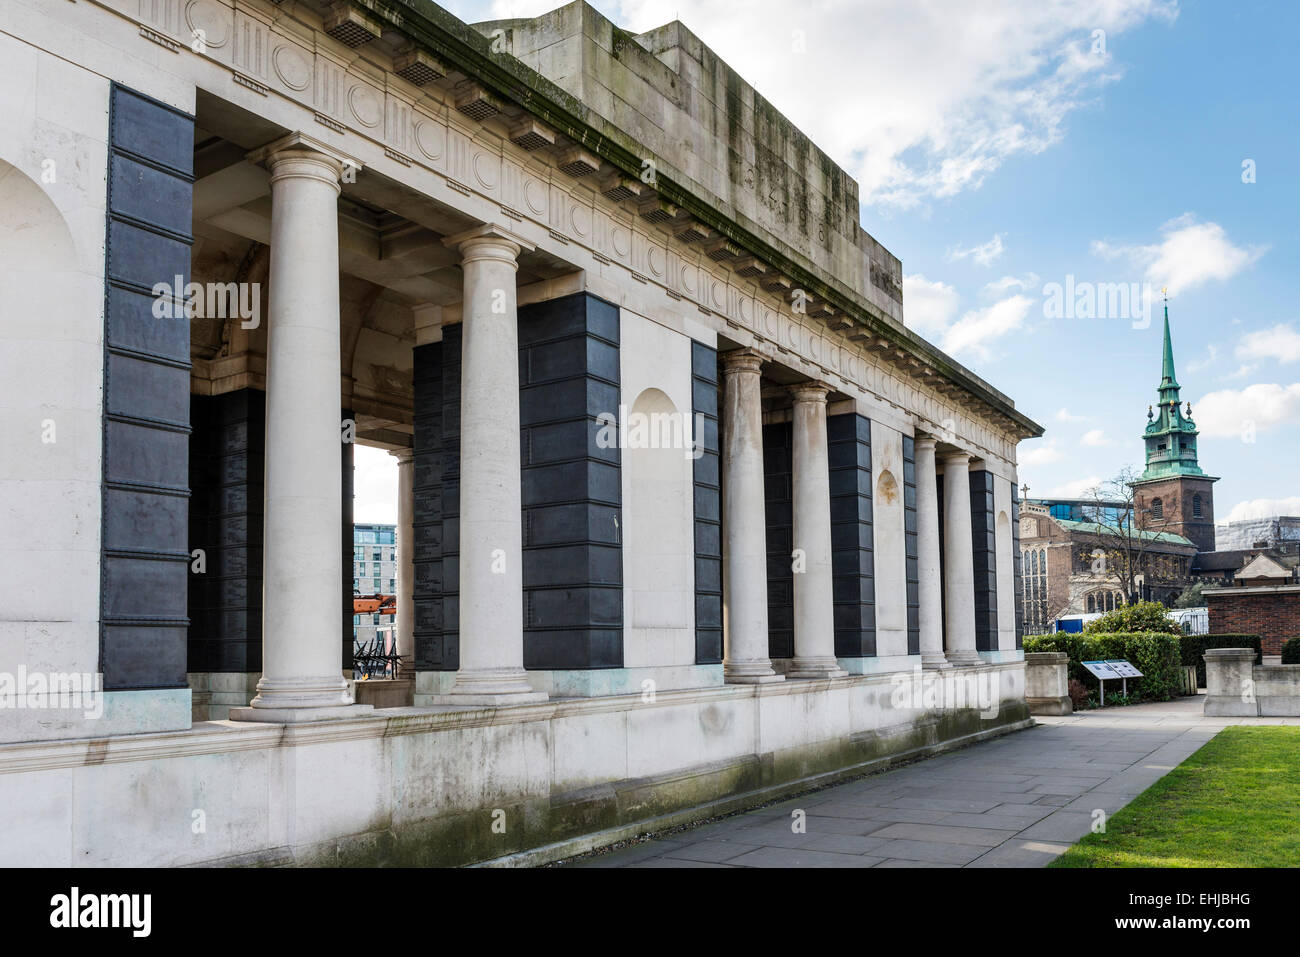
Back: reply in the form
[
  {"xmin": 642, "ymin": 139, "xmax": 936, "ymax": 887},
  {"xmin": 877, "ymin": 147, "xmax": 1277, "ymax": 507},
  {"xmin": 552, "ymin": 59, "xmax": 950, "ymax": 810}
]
[
  {"xmin": 902, "ymin": 273, "xmax": 960, "ymax": 338},
  {"xmin": 463, "ymin": 0, "xmax": 1179, "ymax": 208},
  {"xmin": 1235, "ymin": 323, "xmax": 1300, "ymax": 365},
  {"xmin": 941, "ymin": 294, "xmax": 1034, "ymax": 361},
  {"xmin": 1186, "ymin": 343, "xmax": 1218, "ymax": 374},
  {"xmin": 983, "ymin": 273, "xmax": 1039, "ymax": 297},
  {"xmin": 1193, "ymin": 382, "xmax": 1300, "ymax": 437},
  {"xmin": 903, "ymin": 275, "xmax": 1031, "ymax": 363},
  {"xmin": 1091, "ymin": 215, "xmax": 1265, "ymax": 294},
  {"xmin": 1048, "ymin": 476, "xmax": 1103, "ymax": 498},
  {"xmin": 1020, "ymin": 438, "xmax": 1064, "ymax": 467},
  {"xmin": 948, "ymin": 234, "xmax": 1005, "ymax": 267},
  {"xmin": 1224, "ymin": 497, "xmax": 1300, "ymax": 522},
  {"xmin": 1081, "ymin": 429, "xmax": 1110, "ymax": 446},
  {"xmin": 1056, "ymin": 407, "xmax": 1089, "ymax": 422}
]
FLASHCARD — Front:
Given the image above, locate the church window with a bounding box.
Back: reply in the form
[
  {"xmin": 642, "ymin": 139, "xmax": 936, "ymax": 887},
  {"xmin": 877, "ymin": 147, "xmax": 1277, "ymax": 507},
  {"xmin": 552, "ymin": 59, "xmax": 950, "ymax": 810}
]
[
  {"xmin": 1192, "ymin": 494, "xmax": 1202, "ymax": 518},
  {"xmin": 1151, "ymin": 497, "xmax": 1163, "ymax": 519}
]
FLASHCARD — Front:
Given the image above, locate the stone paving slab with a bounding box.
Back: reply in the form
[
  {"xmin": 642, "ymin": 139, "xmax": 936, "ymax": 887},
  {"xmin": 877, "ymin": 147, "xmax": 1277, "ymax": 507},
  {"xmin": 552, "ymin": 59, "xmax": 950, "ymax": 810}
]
[{"xmin": 567, "ymin": 695, "xmax": 1300, "ymax": 868}]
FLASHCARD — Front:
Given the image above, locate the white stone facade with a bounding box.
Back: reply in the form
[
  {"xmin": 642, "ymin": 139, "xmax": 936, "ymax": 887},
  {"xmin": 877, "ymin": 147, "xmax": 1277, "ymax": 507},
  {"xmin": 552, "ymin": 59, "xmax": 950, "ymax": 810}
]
[{"xmin": 0, "ymin": 0, "xmax": 1041, "ymax": 866}]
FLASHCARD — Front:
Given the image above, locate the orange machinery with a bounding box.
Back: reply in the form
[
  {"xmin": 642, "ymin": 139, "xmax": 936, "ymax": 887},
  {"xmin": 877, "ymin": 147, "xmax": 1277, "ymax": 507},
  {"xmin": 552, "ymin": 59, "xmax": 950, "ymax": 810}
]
[{"xmin": 353, "ymin": 594, "xmax": 396, "ymax": 616}]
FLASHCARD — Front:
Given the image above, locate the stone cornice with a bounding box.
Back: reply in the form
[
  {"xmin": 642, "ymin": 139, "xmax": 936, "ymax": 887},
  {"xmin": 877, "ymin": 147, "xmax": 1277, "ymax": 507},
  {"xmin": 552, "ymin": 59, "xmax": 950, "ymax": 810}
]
[{"xmin": 1203, "ymin": 584, "xmax": 1300, "ymax": 596}]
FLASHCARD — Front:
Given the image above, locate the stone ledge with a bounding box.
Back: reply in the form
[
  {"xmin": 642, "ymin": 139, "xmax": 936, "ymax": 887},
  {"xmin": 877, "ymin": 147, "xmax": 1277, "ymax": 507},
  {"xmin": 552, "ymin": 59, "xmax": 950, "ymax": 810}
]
[{"xmin": 0, "ymin": 661, "xmax": 1027, "ymax": 774}]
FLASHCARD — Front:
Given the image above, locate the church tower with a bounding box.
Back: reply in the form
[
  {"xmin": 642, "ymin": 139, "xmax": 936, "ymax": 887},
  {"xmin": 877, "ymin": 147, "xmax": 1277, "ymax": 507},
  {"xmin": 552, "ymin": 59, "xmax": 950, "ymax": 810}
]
[{"xmin": 1129, "ymin": 299, "xmax": 1218, "ymax": 552}]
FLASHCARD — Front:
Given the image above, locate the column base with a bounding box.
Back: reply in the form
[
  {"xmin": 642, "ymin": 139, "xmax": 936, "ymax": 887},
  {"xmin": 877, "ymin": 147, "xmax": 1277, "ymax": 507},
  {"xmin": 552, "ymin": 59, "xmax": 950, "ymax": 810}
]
[
  {"xmin": 787, "ymin": 657, "xmax": 848, "ymax": 679},
  {"xmin": 724, "ymin": 659, "xmax": 785, "ymax": 684},
  {"xmin": 244, "ymin": 674, "xmax": 358, "ymax": 711},
  {"xmin": 432, "ymin": 668, "xmax": 549, "ymax": 705},
  {"xmin": 921, "ymin": 653, "xmax": 953, "ymax": 670},
  {"xmin": 944, "ymin": 650, "xmax": 982, "ymax": 667},
  {"xmin": 229, "ymin": 704, "xmax": 374, "ymax": 723}
]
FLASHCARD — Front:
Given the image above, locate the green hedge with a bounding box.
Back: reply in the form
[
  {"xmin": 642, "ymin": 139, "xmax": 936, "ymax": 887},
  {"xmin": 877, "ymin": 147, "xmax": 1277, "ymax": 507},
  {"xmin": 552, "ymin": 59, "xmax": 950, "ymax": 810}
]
[
  {"xmin": 1023, "ymin": 631, "xmax": 1182, "ymax": 703},
  {"xmin": 1181, "ymin": 634, "xmax": 1262, "ymax": 687},
  {"xmin": 1282, "ymin": 637, "xmax": 1300, "ymax": 665},
  {"xmin": 1082, "ymin": 601, "xmax": 1182, "ymax": 636}
]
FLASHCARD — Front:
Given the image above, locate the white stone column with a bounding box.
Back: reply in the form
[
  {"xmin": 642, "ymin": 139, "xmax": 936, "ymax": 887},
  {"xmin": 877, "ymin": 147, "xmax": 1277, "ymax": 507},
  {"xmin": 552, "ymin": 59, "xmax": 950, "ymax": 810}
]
[
  {"xmin": 721, "ymin": 351, "xmax": 783, "ymax": 684},
  {"xmin": 435, "ymin": 226, "xmax": 546, "ymax": 705},
  {"xmin": 914, "ymin": 434, "xmax": 949, "ymax": 669},
  {"xmin": 391, "ymin": 448, "xmax": 415, "ymax": 677},
  {"xmin": 787, "ymin": 383, "xmax": 845, "ymax": 678},
  {"xmin": 234, "ymin": 134, "xmax": 371, "ymax": 722},
  {"xmin": 941, "ymin": 451, "xmax": 980, "ymax": 666}
]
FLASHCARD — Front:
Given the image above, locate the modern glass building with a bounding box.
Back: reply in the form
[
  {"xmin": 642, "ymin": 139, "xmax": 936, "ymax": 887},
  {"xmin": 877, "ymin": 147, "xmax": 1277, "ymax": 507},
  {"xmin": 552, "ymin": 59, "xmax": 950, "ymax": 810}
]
[{"xmin": 353, "ymin": 523, "xmax": 397, "ymax": 652}]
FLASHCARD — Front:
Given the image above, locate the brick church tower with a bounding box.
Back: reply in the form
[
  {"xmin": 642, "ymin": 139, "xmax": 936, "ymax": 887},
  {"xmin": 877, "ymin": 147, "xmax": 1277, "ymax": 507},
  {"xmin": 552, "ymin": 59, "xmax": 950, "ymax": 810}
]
[{"xmin": 1130, "ymin": 299, "xmax": 1218, "ymax": 552}]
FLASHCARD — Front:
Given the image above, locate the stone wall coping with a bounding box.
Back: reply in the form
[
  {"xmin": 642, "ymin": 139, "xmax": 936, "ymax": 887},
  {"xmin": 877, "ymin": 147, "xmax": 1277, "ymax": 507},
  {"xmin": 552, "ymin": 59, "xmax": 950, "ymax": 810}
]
[
  {"xmin": 1203, "ymin": 585, "xmax": 1300, "ymax": 595},
  {"xmin": 1204, "ymin": 647, "xmax": 1257, "ymax": 659},
  {"xmin": 1024, "ymin": 652, "xmax": 1069, "ymax": 663}
]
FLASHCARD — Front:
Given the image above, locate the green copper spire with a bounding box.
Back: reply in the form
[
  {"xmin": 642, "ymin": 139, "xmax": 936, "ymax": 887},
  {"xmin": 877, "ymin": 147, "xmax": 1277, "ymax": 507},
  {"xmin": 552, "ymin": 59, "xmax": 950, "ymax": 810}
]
[
  {"xmin": 1138, "ymin": 296, "xmax": 1205, "ymax": 481},
  {"xmin": 1160, "ymin": 298, "xmax": 1179, "ymax": 392}
]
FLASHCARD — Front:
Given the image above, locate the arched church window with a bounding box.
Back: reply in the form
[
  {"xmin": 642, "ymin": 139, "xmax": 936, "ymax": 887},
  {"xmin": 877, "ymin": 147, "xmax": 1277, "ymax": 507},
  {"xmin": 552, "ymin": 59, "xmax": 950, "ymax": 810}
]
[
  {"xmin": 1086, "ymin": 593, "xmax": 1095, "ymax": 613},
  {"xmin": 1192, "ymin": 494, "xmax": 1202, "ymax": 518},
  {"xmin": 1151, "ymin": 497, "xmax": 1163, "ymax": 519}
]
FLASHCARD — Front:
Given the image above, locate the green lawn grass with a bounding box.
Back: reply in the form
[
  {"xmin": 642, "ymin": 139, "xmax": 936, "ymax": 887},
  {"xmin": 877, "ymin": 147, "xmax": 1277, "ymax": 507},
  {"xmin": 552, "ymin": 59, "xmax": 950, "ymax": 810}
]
[{"xmin": 1050, "ymin": 727, "xmax": 1300, "ymax": 867}]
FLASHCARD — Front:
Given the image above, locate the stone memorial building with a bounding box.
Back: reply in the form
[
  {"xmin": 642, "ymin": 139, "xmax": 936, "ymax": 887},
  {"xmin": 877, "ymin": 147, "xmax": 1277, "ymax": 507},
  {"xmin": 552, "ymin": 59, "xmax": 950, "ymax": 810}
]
[{"xmin": 0, "ymin": 0, "xmax": 1041, "ymax": 866}]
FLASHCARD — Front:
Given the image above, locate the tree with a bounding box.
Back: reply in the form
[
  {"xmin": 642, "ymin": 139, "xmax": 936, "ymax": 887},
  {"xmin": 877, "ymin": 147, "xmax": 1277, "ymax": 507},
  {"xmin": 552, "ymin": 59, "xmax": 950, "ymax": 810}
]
[
  {"xmin": 1172, "ymin": 581, "xmax": 1205, "ymax": 608},
  {"xmin": 1082, "ymin": 599, "xmax": 1182, "ymax": 635},
  {"xmin": 1077, "ymin": 465, "xmax": 1180, "ymax": 605}
]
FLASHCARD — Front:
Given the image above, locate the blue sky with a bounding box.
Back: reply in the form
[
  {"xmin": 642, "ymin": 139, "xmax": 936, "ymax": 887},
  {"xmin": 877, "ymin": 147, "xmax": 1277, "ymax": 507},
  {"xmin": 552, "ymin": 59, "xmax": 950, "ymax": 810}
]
[{"xmin": 356, "ymin": 0, "xmax": 1299, "ymax": 524}]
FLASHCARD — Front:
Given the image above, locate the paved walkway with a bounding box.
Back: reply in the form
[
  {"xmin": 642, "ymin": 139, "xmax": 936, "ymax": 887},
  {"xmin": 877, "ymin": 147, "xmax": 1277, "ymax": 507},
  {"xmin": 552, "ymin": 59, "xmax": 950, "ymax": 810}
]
[{"xmin": 569, "ymin": 696, "xmax": 1300, "ymax": 868}]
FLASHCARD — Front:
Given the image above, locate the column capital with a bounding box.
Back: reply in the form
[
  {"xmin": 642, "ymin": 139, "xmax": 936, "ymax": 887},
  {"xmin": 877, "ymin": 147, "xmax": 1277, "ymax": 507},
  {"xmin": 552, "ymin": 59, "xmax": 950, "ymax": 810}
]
[
  {"xmin": 913, "ymin": 432, "xmax": 939, "ymax": 451},
  {"xmin": 389, "ymin": 447, "xmax": 414, "ymax": 465},
  {"xmin": 788, "ymin": 380, "xmax": 832, "ymax": 404},
  {"xmin": 940, "ymin": 449, "xmax": 972, "ymax": 468},
  {"xmin": 721, "ymin": 349, "xmax": 764, "ymax": 376},
  {"xmin": 247, "ymin": 131, "xmax": 362, "ymax": 187},
  {"xmin": 443, "ymin": 223, "xmax": 535, "ymax": 263}
]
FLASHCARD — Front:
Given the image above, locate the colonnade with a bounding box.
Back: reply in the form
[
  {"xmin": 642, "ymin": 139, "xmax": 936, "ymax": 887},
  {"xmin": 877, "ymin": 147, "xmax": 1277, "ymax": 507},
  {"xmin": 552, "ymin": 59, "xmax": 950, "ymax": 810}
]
[{"xmin": 233, "ymin": 134, "xmax": 1009, "ymax": 721}]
